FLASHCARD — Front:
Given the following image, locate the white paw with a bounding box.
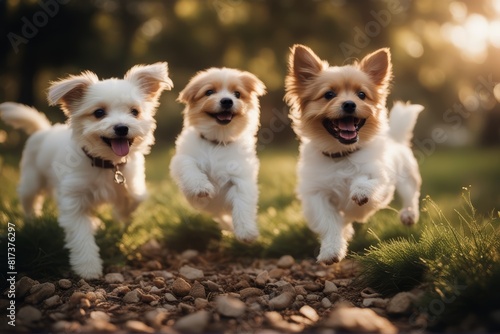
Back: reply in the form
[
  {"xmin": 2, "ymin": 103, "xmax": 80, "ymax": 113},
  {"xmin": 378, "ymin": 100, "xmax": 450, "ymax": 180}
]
[
  {"xmin": 234, "ymin": 224, "xmax": 260, "ymax": 243},
  {"xmin": 317, "ymin": 239, "xmax": 347, "ymax": 265},
  {"xmin": 400, "ymin": 208, "xmax": 418, "ymax": 226},
  {"xmin": 192, "ymin": 182, "xmax": 215, "ymax": 199}
]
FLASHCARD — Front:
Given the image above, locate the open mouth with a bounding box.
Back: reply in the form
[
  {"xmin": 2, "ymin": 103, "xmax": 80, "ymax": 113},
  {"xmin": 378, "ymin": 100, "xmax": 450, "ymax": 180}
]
[
  {"xmin": 322, "ymin": 116, "xmax": 366, "ymax": 144},
  {"xmin": 101, "ymin": 137, "xmax": 134, "ymax": 157},
  {"xmin": 207, "ymin": 111, "xmax": 234, "ymax": 125}
]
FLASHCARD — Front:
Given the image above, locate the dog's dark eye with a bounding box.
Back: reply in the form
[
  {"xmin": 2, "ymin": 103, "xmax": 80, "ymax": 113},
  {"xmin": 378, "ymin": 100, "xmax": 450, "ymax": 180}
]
[
  {"xmin": 357, "ymin": 92, "xmax": 366, "ymax": 100},
  {"xmin": 324, "ymin": 91, "xmax": 336, "ymax": 100},
  {"xmin": 93, "ymin": 109, "xmax": 106, "ymax": 119},
  {"xmin": 234, "ymin": 91, "xmax": 241, "ymax": 99},
  {"xmin": 131, "ymin": 108, "xmax": 139, "ymax": 117},
  {"xmin": 205, "ymin": 89, "xmax": 214, "ymax": 96}
]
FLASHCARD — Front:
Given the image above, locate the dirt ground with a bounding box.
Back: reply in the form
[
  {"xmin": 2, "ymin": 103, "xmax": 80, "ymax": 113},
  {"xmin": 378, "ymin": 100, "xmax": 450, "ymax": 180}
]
[{"xmin": 2, "ymin": 240, "xmax": 426, "ymax": 333}]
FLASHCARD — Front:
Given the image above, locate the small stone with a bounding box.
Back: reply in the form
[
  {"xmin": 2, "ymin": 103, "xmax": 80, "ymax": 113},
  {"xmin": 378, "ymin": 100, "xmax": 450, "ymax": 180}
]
[
  {"xmin": 306, "ymin": 294, "xmax": 321, "ymax": 301},
  {"xmin": 123, "ymin": 289, "xmax": 141, "ymax": 304},
  {"xmin": 80, "ymin": 298, "xmax": 91, "ymax": 309},
  {"xmin": 172, "ymin": 277, "xmax": 191, "ymax": 297},
  {"xmin": 234, "ymin": 279, "xmax": 251, "ymax": 290},
  {"xmin": 204, "ymin": 280, "xmax": 222, "ymax": 292},
  {"xmin": 255, "ymin": 270, "xmax": 270, "ymax": 287},
  {"xmin": 152, "ymin": 277, "xmax": 165, "ymax": 288},
  {"xmin": 58, "ymin": 279, "xmax": 72, "ymax": 290},
  {"xmin": 141, "ymin": 293, "xmax": 159, "ymax": 303},
  {"xmin": 85, "ymin": 319, "xmax": 117, "ymax": 332},
  {"xmin": 181, "ymin": 249, "xmax": 199, "ymax": 261},
  {"xmin": 387, "ymin": 292, "xmax": 414, "ymax": 315},
  {"xmin": 240, "ymin": 287, "xmax": 264, "ymax": 299},
  {"xmin": 90, "ymin": 311, "xmax": 110, "ymax": 322},
  {"xmin": 69, "ymin": 292, "xmax": 86, "ymax": 305},
  {"xmin": 174, "ymin": 310, "xmax": 209, "ymax": 333},
  {"xmin": 322, "ymin": 306, "xmax": 397, "ymax": 334},
  {"xmin": 178, "ymin": 302, "xmax": 195, "ymax": 313},
  {"xmin": 164, "ymin": 293, "xmax": 177, "ymax": 302},
  {"xmin": 53, "ymin": 320, "xmax": 81, "ymax": 332},
  {"xmin": 112, "ymin": 286, "xmax": 130, "ymax": 296},
  {"xmin": 323, "ymin": 280, "xmax": 338, "ymax": 294},
  {"xmin": 85, "ymin": 291, "xmax": 97, "ymax": 302},
  {"xmin": 179, "ymin": 265, "xmax": 204, "ymax": 281},
  {"xmin": 190, "ymin": 281, "xmax": 206, "ymax": 299},
  {"xmin": 360, "ymin": 287, "xmax": 382, "ymax": 298},
  {"xmin": 194, "ymin": 298, "xmax": 209, "ymax": 309},
  {"xmin": 321, "ymin": 297, "xmax": 332, "ymax": 308},
  {"xmin": 18, "ymin": 305, "xmax": 42, "ymax": 325},
  {"xmin": 265, "ymin": 311, "xmax": 304, "ymax": 332},
  {"xmin": 44, "ymin": 295, "xmax": 61, "ymax": 308},
  {"xmin": 104, "ymin": 273, "xmax": 124, "ymax": 284},
  {"xmin": 304, "ymin": 282, "xmax": 322, "ymax": 292},
  {"xmin": 26, "ymin": 282, "xmax": 56, "ymax": 304},
  {"xmin": 216, "ymin": 295, "xmax": 246, "ymax": 317},
  {"xmin": 294, "ymin": 285, "xmax": 308, "ymax": 295},
  {"xmin": 125, "ymin": 320, "xmax": 154, "ymax": 333},
  {"xmin": 269, "ymin": 268, "xmax": 284, "ymax": 279},
  {"xmin": 277, "ymin": 255, "xmax": 295, "ymax": 269},
  {"xmin": 16, "ymin": 277, "xmax": 38, "ymax": 298},
  {"xmin": 145, "ymin": 260, "xmax": 162, "ymax": 270},
  {"xmin": 269, "ymin": 292, "xmax": 295, "ymax": 310},
  {"xmin": 363, "ymin": 298, "xmax": 389, "ymax": 308},
  {"xmin": 300, "ymin": 305, "xmax": 319, "ymax": 322},
  {"xmin": 145, "ymin": 309, "xmax": 168, "ymax": 328}
]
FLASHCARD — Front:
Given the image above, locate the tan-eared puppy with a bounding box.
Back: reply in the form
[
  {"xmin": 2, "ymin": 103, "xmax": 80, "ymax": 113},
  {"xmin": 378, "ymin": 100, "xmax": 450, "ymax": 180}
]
[
  {"xmin": 170, "ymin": 68, "xmax": 266, "ymax": 242},
  {"xmin": 285, "ymin": 45, "xmax": 423, "ymax": 264}
]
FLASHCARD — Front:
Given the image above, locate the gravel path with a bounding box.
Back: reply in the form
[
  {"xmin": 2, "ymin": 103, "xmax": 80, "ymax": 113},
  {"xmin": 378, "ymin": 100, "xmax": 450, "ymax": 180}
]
[{"xmin": 1, "ymin": 241, "xmax": 425, "ymax": 333}]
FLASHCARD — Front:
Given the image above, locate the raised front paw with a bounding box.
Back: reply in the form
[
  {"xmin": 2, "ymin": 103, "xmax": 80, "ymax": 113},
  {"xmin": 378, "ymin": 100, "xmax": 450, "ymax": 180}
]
[
  {"xmin": 400, "ymin": 208, "xmax": 418, "ymax": 226},
  {"xmin": 317, "ymin": 240, "xmax": 347, "ymax": 265},
  {"xmin": 234, "ymin": 223, "xmax": 260, "ymax": 243},
  {"xmin": 351, "ymin": 193, "xmax": 369, "ymax": 206},
  {"xmin": 193, "ymin": 182, "xmax": 215, "ymax": 199}
]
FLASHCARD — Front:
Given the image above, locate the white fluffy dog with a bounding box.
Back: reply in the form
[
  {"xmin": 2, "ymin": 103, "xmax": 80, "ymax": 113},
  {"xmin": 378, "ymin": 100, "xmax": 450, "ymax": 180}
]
[
  {"xmin": 170, "ymin": 67, "xmax": 266, "ymax": 242},
  {"xmin": 0, "ymin": 63, "xmax": 173, "ymax": 279},
  {"xmin": 285, "ymin": 45, "xmax": 424, "ymax": 264}
]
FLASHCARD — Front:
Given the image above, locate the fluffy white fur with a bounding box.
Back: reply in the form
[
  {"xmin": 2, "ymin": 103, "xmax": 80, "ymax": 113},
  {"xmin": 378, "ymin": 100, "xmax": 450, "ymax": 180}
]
[
  {"xmin": 285, "ymin": 45, "xmax": 424, "ymax": 264},
  {"xmin": 170, "ymin": 68, "xmax": 266, "ymax": 242},
  {"xmin": 0, "ymin": 63, "xmax": 172, "ymax": 279}
]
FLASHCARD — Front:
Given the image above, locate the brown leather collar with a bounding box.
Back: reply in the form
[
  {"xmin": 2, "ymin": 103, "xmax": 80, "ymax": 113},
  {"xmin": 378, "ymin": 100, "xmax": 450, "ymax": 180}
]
[
  {"xmin": 82, "ymin": 148, "xmax": 126, "ymax": 169},
  {"xmin": 200, "ymin": 134, "xmax": 232, "ymax": 146},
  {"xmin": 322, "ymin": 147, "xmax": 360, "ymax": 159}
]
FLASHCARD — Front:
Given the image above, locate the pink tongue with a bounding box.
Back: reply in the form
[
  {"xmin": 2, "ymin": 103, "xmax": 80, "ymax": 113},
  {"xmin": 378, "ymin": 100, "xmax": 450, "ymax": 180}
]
[
  {"xmin": 340, "ymin": 130, "xmax": 357, "ymax": 140},
  {"xmin": 338, "ymin": 118, "xmax": 356, "ymax": 131},
  {"xmin": 110, "ymin": 138, "xmax": 130, "ymax": 156},
  {"xmin": 216, "ymin": 111, "xmax": 233, "ymax": 121}
]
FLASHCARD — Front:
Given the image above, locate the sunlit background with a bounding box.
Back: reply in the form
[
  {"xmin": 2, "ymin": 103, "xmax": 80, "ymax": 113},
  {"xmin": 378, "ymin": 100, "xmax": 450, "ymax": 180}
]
[{"xmin": 1, "ymin": 0, "xmax": 499, "ymax": 207}]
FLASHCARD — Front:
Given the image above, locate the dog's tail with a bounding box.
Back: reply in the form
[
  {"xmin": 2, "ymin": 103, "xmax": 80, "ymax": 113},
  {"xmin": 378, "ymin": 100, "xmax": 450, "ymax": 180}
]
[
  {"xmin": 388, "ymin": 101, "xmax": 424, "ymax": 144},
  {"xmin": 0, "ymin": 102, "xmax": 52, "ymax": 135}
]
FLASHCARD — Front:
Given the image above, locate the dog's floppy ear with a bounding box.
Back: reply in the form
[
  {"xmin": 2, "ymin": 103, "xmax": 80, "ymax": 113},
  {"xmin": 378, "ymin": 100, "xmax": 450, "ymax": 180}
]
[
  {"xmin": 359, "ymin": 48, "xmax": 392, "ymax": 88},
  {"xmin": 240, "ymin": 72, "xmax": 266, "ymax": 97},
  {"xmin": 125, "ymin": 62, "xmax": 173, "ymax": 102},
  {"xmin": 47, "ymin": 71, "xmax": 99, "ymax": 115},
  {"xmin": 289, "ymin": 44, "xmax": 324, "ymax": 82}
]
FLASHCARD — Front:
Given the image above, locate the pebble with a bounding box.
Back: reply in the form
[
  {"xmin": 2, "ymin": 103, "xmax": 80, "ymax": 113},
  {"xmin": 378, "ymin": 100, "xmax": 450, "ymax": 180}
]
[
  {"xmin": 104, "ymin": 273, "xmax": 124, "ymax": 284},
  {"xmin": 144, "ymin": 309, "xmax": 168, "ymax": 328},
  {"xmin": 265, "ymin": 311, "xmax": 304, "ymax": 332},
  {"xmin": 300, "ymin": 305, "xmax": 319, "ymax": 322},
  {"xmin": 234, "ymin": 279, "xmax": 251, "ymax": 290},
  {"xmin": 181, "ymin": 249, "xmax": 199, "ymax": 261},
  {"xmin": 16, "ymin": 276, "xmax": 38, "ymax": 298},
  {"xmin": 306, "ymin": 294, "xmax": 321, "ymax": 301},
  {"xmin": 294, "ymin": 285, "xmax": 308, "ymax": 296},
  {"xmin": 69, "ymin": 291, "xmax": 86, "ymax": 305},
  {"xmin": 123, "ymin": 289, "xmax": 141, "ymax": 304},
  {"xmin": 58, "ymin": 279, "xmax": 72, "ymax": 290},
  {"xmin": 304, "ymin": 283, "xmax": 322, "ymax": 292},
  {"xmin": 85, "ymin": 319, "xmax": 117, "ymax": 332},
  {"xmin": 172, "ymin": 277, "xmax": 191, "ymax": 297},
  {"xmin": 194, "ymin": 298, "xmax": 209, "ymax": 309},
  {"xmin": 125, "ymin": 320, "xmax": 155, "ymax": 333},
  {"xmin": 26, "ymin": 282, "xmax": 56, "ymax": 304},
  {"xmin": 323, "ymin": 280, "xmax": 338, "ymax": 294},
  {"xmin": 277, "ymin": 255, "xmax": 295, "ymax": 269},
  {"xmin": 164, "ymin": 292, "xmax": 177, "ymax": 302},
  {"xmin": 53, "ymin": 320, "xmax": 82, "ymax": 332},
  {"xmin": 269, "ymin": 292, "xmax": 295, "ymax": 310},
  {"xmin": 255, "ymin": 270, "xmax": 270, "ymax": 287},
  {"xmin": 240, "ymin": 287, "xmax": 264, "ymax": 299},
  {"xmin": 387, "ymin": 292, "xmax": 414, "ymax": 315},
  {"xmin": 90, "ymin": 311, "xmax": 110, "ymax": 322},
  {"xmin": 174, "ymin": 310, "xmax": 209, "ymax": 333},
  {"xmin": 321, "ymin": 297, "xmax": 332, "ymax": 308},
  {"xmin": 360, "ymin": 287, "xmax": 382, "ymax": 298},
  {"xmin": 269, "ymin": 268, "xmax": 284, "ymax": 279},
  {"xmin": 363, "ymin": 297, "xmax": 389, "ymax": 308},
  {"xmin": 205, "ymin": 280, "xmax": 222, "ymax": 292},
  {"xmin": 189, "ymin": 281, "xmax": 206, "ymax": 299},
  {"xmin": 44, "ymin": 295, "xmax": 61, "ymax": 308},
  {"xmin": 179, "ymin": 265, "xmax": 204, "ymax": 280},
  {"xmin": 322, "ymin": 307, "xmax": 397, "ymax": 334},
  {"xmin": 18, "ymin": 305, "xmax": 42, "ymax": 325},
  {"xmin": 216, "ymin": 295, "xmax": 246, "ymax": 317}
]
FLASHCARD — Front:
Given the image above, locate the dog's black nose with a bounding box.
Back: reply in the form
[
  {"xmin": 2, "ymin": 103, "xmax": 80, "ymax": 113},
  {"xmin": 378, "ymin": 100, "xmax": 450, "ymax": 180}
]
[
  {"xmin": 342, "ymin": 101, "xmax": 356, "ymax": 113},
  {"xmin": 114, "ymin": 125, "xmax": 129, "ymax": 137},
  {"xmin": 220, "ymin": 98, "xmax": 233, "ymax": 109}
]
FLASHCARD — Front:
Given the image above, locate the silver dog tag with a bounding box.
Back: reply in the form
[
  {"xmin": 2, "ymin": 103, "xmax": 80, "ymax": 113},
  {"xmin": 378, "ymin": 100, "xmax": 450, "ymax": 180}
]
[{"xmin": 114, "ymin": 169, "xmax": 126, "ymax": 184}]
